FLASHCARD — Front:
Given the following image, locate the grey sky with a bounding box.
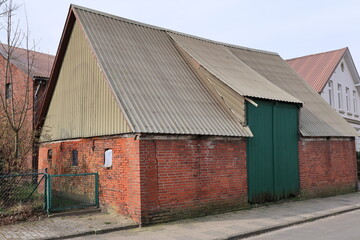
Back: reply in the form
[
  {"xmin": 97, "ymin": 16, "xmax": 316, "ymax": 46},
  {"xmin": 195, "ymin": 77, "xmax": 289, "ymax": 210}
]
[{"xmin": 3, "ymin": 0, "xmax": 360, "ymax": 68}]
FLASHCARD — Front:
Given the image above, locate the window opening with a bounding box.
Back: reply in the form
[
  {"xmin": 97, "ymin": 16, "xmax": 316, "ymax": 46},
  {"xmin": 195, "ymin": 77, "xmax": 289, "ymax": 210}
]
[
  {"xmin": 72, "ymin": 150, "xmax": 78, "ymax": 166},
  {"xmin": 47, "ymin": 149, "xmax": 52, "ymax": 162},
  {"xmin": 328, "ymin": 80, "xmax": 333, "ymax": 106},
  {"xmin": 104, "ymin": 149, "xmax": 112, "ymax": 168},
  {"xmin": 5, "ymin": 83, "xmax": 11, "ymax": 99},
  {"xmin": 337, "ymin": 84, "xmax": 343, "ymax": 109},
  {"xmin": 346, "ymin": 87, "xmax": 350, "ymax": 111}
]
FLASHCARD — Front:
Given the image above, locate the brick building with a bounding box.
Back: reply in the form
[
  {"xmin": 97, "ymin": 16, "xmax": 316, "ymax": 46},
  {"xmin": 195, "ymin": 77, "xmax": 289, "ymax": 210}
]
[
  {"xmin": 37, "ymin": 5, "xmax": 358, "ymax": 224},
  {"xmin": 0, "ymin": 45, "xmax": 54, "ymax": 170}
]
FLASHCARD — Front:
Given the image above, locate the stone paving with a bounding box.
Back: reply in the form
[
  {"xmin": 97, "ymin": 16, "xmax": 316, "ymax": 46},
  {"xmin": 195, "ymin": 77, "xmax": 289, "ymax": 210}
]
[
  {"xmin": 72, "ymin": 192, "xmax": 360, "ymax": 240},
  {"xmin": 0, "ymin": 212, "xmax": 137, "ymax": 240},
  {"xmin": 2, "ymin": 192, "xmax": 360, "ymax": 240}
]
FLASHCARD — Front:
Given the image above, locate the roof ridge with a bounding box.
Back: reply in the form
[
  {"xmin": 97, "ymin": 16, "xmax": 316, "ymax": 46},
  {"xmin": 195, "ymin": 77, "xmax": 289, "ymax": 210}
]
[
  {"xmin": 0, "ymin": 43, "xmax": 55, "ymax": 57},
  {"xmin": 71, "ymin": 4, "xmax": 278, "ymax": 56},
  {"xmin": 286, "ymin": 47, "xmax": 348, "ymax": 62}
]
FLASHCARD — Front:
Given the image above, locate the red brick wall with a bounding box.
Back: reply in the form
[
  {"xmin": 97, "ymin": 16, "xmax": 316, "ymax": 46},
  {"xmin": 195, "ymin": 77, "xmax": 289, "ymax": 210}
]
[
  {"xmin": 38, "ymin": 137, "xmax": 142, "ymax": 222},
  {"xmin": 139, "ymin": 138, "xmax": 248, "ymax": 223},
  {"xmin": 39, "ymin": 136, "xmax": 248, "ymax": 224},
  {"xmin": 0, "ymin": 57, "xmax": 35, "ymax": 171},
  {"xmin": 299, "ymin": 138, "xmax": 357, "ymax": 197},
  {"xmin": 39, "ymin": 135, "xmax": 357, "ymax": 223}
]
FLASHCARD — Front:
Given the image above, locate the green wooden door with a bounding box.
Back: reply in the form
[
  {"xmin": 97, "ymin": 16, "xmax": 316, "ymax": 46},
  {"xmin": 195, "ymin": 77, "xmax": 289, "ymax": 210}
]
[{"xmin": 247, "ymin": 99, "xmax": 299, "ymax": 203}]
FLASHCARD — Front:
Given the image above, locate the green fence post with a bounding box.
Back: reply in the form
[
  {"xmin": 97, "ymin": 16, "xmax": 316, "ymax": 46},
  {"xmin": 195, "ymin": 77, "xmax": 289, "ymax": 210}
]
[
  {"xmin": 95, "ymin": 172, "xmax": 99, "ymax": 208},
  {"xmin": 44, "ymin": 174, "xmax": 47, "ymax": 211},
  {"xmin": 46, "ymin": 175, "xmax": 52, "ymax": 214}
]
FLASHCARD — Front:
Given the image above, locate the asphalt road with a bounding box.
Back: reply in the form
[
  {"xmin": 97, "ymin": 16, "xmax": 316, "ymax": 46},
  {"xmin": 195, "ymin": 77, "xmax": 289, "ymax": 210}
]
[{"xmin": 245, "ymin": 209, "xmax": 360, "ymax": 240}]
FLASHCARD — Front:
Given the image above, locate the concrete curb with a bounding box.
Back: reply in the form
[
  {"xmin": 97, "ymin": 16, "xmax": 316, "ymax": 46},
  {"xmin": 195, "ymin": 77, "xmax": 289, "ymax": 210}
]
[
  {"xmin": 40, "ymin": 224, "xmax": 139, "ymax": 240},
  {"xmin": 224, "ymin": 205, "xmax": 360, "ymax": 240}
]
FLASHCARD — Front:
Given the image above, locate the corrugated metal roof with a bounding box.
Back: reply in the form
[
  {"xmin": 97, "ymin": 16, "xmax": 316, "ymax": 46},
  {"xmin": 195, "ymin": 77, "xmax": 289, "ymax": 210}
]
[
  {"xmin": 169, "ymin": 33, "xmax": 301, "ymax": 104},
  {"xmin": 0, "ymin": 44, "xmax": 54, "ymax": 78},
  {"xmin": 73, "ymin": 6, "xmax": 252, "ymax": 137},
  {"xmin": 41, "ymin": 4, "xmax": 357, "ymax": 138},
  {"xmin": 285, "ymin": 48, "xmax": 347, "ymax": 93},
  {"xmin": 229, "ymin": 47, "xmax": 358, "ymax": 137}
]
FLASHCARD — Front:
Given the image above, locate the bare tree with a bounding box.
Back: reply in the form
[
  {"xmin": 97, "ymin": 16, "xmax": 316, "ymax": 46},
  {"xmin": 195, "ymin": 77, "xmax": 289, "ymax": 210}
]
[{"xmin": 0, "ymin": 0, "xmax": 38, "ymax": 173}]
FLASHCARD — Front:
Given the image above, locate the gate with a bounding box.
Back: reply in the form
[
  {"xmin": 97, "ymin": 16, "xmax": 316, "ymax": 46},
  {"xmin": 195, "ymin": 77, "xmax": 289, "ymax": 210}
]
[
  {"xmin": 247, "ymin": 99, "xmax": 299, "ymax": 203},
  {"xmin": 46, "ymin": 173, "xmax": 99, "ymax": 213}
]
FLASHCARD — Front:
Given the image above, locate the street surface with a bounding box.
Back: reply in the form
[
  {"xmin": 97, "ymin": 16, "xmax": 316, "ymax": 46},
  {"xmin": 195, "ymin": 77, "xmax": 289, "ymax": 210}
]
[
  {"xmin": 245, "ymin": 209, "xmax": 360, "ymax": 240},
  {"xmin": 70, "ymin": 209, "xmax": 360, "ymax": 240}
]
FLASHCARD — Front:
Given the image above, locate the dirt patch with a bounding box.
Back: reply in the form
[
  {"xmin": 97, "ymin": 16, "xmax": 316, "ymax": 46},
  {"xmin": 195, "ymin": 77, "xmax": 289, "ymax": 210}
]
[{"xmin": 0, "ymin": 212, "xmax": 47, "ymax": 226}]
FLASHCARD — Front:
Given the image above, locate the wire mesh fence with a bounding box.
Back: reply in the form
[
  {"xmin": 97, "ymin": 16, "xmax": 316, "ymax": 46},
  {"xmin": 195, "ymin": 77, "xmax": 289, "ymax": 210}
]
[
  {"xmin": 0, "ymin": 170, "xmax": 46, "ymax": 225},
  {"xmin": 47, "ymin": 173, "xmax": 99, "ymax": 212},
  {"xmin": 0, "ymin": 170, "xmax": 99, "ymax": 225}
]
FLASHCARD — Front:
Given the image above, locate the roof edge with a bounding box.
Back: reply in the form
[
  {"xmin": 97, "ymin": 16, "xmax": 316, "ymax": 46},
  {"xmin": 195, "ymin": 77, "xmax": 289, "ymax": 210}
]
[
  {"xmin": 286, "ymin": 47, "xmax": 348, "ymax": 62},
  {"xmin": 72, "ymin": 6, "xmax": 135, "ymax": 132},
  {"xmin": 70, "ymin": 4, "xmax": 279, "ymax": 56},
  {"xmin": 36, "ymin": 5, "xmax": 77, "ymax": 131}
]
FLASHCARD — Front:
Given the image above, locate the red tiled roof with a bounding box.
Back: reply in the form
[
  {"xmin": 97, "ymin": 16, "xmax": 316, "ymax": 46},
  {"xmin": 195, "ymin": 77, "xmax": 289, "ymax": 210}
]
[
  {"xmin": 0, "ymin": 44, "xmax": 54, "ymax": 78},
  {"xmin": 286, "ymin": 48, "xmax": 348, "ymax": 93}
]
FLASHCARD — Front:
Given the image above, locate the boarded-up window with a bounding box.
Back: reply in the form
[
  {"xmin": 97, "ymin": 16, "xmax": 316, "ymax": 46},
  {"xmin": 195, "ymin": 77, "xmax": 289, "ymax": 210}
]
[{"xmin": 104, "ymin": 149, "xmax": 112, "ymax": 168}]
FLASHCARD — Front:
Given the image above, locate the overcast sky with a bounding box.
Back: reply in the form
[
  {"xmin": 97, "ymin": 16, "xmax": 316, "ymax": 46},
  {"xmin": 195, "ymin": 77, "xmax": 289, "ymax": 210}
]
[{"xmin": 2, "ymin": 0, "xmax": 360, "ymax": 68}]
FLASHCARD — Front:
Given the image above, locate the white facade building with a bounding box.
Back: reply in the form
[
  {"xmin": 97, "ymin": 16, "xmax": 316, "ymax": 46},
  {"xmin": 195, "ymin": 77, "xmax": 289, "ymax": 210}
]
[{"xmin": 287, "ymin": 48, "xmax": 360, "ymax": 150}]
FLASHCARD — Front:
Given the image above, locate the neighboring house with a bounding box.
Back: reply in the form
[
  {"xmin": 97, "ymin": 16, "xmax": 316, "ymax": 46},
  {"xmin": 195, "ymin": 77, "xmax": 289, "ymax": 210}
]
[
  {"xmin": 0, "ymin": 44, "xmax": 55, "ymax": 170},
  {"xmin": 37, "ymin": 5, "xmax": 358, "ymax": 224},
  {"xmin": 286, "ymin": 48, "xmax": 360, "ymax": 150}
]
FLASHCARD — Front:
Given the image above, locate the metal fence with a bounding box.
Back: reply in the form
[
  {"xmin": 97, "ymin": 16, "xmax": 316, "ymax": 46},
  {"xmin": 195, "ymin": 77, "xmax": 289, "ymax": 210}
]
[
  {"xmin": 0, "ymin": 170, "xmax": 46, "ymax": 225},
  {"xmin": 46, "ymin": 173, "xmax": 99, "ymax": 213},
  {"xmin": 0, "ymin": 171, "xmax": 99, "ymax": 224}
]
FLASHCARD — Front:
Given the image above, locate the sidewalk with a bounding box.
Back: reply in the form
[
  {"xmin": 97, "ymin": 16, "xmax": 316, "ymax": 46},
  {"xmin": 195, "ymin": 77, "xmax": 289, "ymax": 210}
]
[{"xmin": 2, "ymin": 192, "xmax": 360, "ymax": 240}]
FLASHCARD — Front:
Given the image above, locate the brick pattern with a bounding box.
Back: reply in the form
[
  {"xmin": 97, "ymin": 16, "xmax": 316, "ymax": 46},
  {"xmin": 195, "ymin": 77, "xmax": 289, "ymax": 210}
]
[
  {"xmin": 299, "ymin": 138, "xmax": 357, "ymax": 197},
  {"xmin": 38, "ymin": 136, "xmax": 357, "ymax": 224},
  {"xmin": 0, "ymin": 56, "xmax": 34, "ymax": 170},
  {"xmin": 139, "ymin": 139, "xmax": 248, "ymax": 223},
  {"xmin": 39, "ymin": 137, "xmax": 248, "ymax": 224},
  {"xmin": 38, "ymin": 137, "xmax": 142, "ymax": 222}
]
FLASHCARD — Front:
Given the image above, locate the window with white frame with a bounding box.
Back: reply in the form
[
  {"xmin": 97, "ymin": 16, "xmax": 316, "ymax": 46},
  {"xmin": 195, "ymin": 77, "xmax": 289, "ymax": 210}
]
[
  {"xmin": 337, "ymin": 84, "xmax": 343, "ymax": 109},
  {"xmin": 353, "ymin": 90, "xmax": 358, "ymax": 114},
  {"xmin": 328, "ymin": 80, "xmax": 334, "ymax": 106},
  {"xmin": 345, "ymin": 87, "xmax": 350, "ymax": 112}
]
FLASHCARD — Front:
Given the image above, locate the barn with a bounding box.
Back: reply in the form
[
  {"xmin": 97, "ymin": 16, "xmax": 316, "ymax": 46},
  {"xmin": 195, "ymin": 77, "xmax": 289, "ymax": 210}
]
[{"xmin": 37, "ymin": 5, "xmax": 358, "ymax": 224}]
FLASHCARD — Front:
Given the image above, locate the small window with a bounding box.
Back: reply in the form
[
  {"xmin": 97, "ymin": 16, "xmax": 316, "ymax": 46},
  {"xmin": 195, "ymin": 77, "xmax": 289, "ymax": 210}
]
[
  {"xmin": 5, "ymin": 83, "xmax": 11, "ymax": 99},
  {"xmin": 345, "ymin": 87, "xmax": 350, "ymax": 111},
  {"xmin": 341, "ymin": 62, "xmax": 345, "ymax": 72},
  {"xmin": 104, "ymin": 149, "xmax": 112, "ymax": 168},
  {"xmin": 72, "ymin": 150, "xmax": 78, "ymax": 166},
  {"xmin": 354, "ymin": 91, "xmax": 358, "ymax": 114},
  {"xmin": 337, "ymin": 84, "xmax": 343, "ymax": 109},
  {"xmin": 47, "ymin": 149, "xmax": 52, "ymax": 162},
  {"xmin": 328, "ymin": 80, "xmax": 334, "ymax": 106}
]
